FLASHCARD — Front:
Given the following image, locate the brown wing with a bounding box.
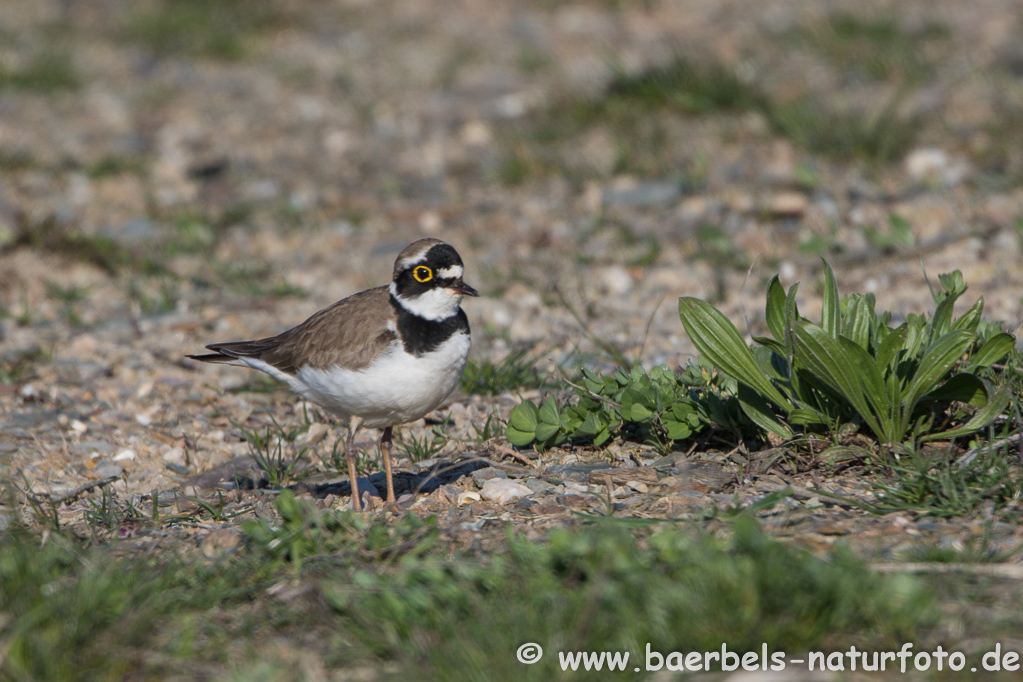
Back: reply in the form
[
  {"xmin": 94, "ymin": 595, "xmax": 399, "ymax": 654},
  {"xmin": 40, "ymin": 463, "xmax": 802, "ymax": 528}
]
[{"xmin": 188, "ymin": 286, "xmax": 398, "ymax": 374}]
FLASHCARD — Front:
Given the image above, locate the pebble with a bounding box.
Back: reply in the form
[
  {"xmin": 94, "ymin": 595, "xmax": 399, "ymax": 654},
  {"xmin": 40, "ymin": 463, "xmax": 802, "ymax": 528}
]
[
  {"xmin": 92, "ymin": 462, "xmax": 123, "ymax": 479},
  {"xmin": 522, "ymin": 478, "xmax": 555, "ymax": 494},
  {"xmin": 765, "ymin": 191, "xmax": 809, "ymax": 218},
  {"xmin": 600, "ymin": 265, "xmax": 633, "ymax": 296},
  {"xmin": 71, "ymin": 440, "xmax": 115, "ymax": 456},
  {"xmin": 459, "ymin": 519, "xmax": 487, "ymax": 532},
  {"xmin": 471, "ymin": 466, "xmax": 508, "ymax": 487},
  {"xmin": 602, "ymin": 180, "xmax": 681, "ymax": 208},
  {"xmin": 113, "ymin": 448, "xmax": 136, "ymax": 462},
  {"xmin": 457, "ymin": 490, "xmax": 482, "ymax": 505},
  {"xmin": 163, "ymin": 447, "xmax": 185, "ymax": 464},
  {"xmin": 200, "ymin": 529, "xmax": 242, "ymax": 559},
  {"xmin": 480, "ymin": 478, "xmax": 532, "ymax": 504},
  {"xmin": 302, "ymin": 422, "xmax": 330, "ymax": 446},
  {"xmin": 905, "ymin": 147, "xmax": 949, "ymax": 181}
]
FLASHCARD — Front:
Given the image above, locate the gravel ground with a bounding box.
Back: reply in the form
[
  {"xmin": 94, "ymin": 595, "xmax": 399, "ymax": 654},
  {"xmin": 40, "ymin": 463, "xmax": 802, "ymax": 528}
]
[{"xmin": 3, "ymin": 0, "xmax": 1023, "ymax": 557}]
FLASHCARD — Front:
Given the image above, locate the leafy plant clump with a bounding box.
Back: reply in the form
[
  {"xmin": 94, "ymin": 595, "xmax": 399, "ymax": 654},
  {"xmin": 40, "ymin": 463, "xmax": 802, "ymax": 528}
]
[
  {"xmin": 678, "ymin": 263, "xmax": 1013, "ymax": 451},
  {"xmin": 505, "ymin": 363, "xmax": 745, "ymax": 451}
]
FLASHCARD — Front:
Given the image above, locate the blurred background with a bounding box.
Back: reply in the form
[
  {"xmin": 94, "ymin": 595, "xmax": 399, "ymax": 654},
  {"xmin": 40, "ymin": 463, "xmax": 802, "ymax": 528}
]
[
  {"xmin": 4, "ymin": 5, "xmax": 1023, "ymax": 677},
  {"xmin": 2, "ymin": 0, "xmax": 1023, "ymax": 370}
]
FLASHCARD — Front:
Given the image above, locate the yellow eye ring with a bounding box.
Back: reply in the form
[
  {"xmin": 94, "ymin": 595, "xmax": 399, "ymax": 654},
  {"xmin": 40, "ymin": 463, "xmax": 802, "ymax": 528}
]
[{"xmin": 413, "ymin": 265, "xmax": 433, "ymax": 283}]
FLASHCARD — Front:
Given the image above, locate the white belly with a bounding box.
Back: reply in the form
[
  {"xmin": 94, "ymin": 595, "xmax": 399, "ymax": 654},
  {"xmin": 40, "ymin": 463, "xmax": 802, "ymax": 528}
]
[{"xmin": 275, "ymin": 332, "xmax": 470, "ymax": 428}]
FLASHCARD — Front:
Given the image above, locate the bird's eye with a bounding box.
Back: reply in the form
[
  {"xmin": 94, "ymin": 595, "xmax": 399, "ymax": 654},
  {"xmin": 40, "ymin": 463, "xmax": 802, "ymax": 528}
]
[{"xmin": 413, "ymin": 265, "xmax": 433, "ymax": 283}]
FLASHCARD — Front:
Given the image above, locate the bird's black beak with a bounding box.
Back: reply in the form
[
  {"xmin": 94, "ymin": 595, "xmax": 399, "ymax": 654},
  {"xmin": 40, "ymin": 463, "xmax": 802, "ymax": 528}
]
[{"xmin": 448, "ymin": 279, "xmax": 479, "ymax": 297}]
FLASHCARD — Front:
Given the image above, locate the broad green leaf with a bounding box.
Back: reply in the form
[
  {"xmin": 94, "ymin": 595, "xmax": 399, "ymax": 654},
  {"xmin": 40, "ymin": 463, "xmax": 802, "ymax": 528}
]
[
  {"xmin": 951, "ymin": 297, "xmax": 983, "ymax": 333},
  {"xmin": 969, "ymin": 332, "xmax": 1015, "ymax": 369},
  {"xmin": 920, "ymin": 388, "xmax": 1011, "ymax": 443},
  {"xmin": 534, "ymin": 421, "xmax": 562, "ymax": 442},
  {"xmin": 792, "ymin": 322, "xmax": 889, "ymax": 441},
  {"xmin": 903, "ymin": 330, "xmax": 974, "ymax": 409},
  {"xmin": 506, "ymin": 425, "xmax": 536, "ymax": 447},
  {"xmin": 679, "ymin": 297, "xmax": 793, "ymax": 410},
  {"xmin": 538, "ymin": 396, "xmax": 561, "ymax": 427},
  {"xmin": 765, "ymin": 275, "xmax": 786, "ymax": 343},
  {"xmin": 508, "ymin": 402, "xmax": 539, "ymax": 432},
  {"xmin": 752, "ymin": 336, "xmax": 785, "ymax": 355},
  {"xmin": 630, "ymin": 402, "xmax": 654, "ymax": 422},
  {"xmin": 788, "ymin": 407, "xmax": 830, "ymax": 427},
  {"xmin": 841, "ymin": 294, "xmax": 872, "ymax": 350},
  {"xmin": 783, "ymin": 282, "xmax": 801, "ymax": 359},
  {"xmin": 923, "ymin": 373, "xmax": 988, "ymax": 407},
  {"xmin": 900, "ymin": 317, "xmax": 926, "ymax": 359},
  {"xmin": 875, "ymin": 324, "xmax": 908, "ymax": 372},
  {"xmin": 752, "ymin": 345, "xmax": 789, "ymax": 383},
  {"xmin": 736, "ymin": 384, "xmax": 792, "ymax": 439},
  {"xmin": 820, "ymin": 259, "xmax": 840, "ymax": 335},
  {"xmin": 931, "ymin": 287, "xmax": 959, "ymax": 337}
]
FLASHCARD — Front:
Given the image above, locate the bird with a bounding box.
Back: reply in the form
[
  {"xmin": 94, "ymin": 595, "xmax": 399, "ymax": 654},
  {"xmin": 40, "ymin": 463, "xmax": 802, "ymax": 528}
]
[{"xmin": 187, "ymin": 238, "xmax": 478, "ymax": 511}]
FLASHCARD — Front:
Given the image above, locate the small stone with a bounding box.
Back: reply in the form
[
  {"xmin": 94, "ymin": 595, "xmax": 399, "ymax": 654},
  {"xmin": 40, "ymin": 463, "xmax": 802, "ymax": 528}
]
[
  {"xmin": 626, "ymin": 480, "xmax": 649, "ymax": 494},
  {"xmin": 302, "ymin": 422, "xmax": 330, "ymax": 446},
  {"xmin": 113, "ymin": 448, "xmax": 136, "ymax": 462},
  {"xmin": 461, "ymin": 120, "xmax": 491, "ymax": 146},
  {"xmin": 419, "ymin": 210, "xmax": 442, "ymax": 234},
  {"xmin": 522, "ymin": 478, "xmax": 554, "ymax": 494},
  {"xmin": 905, "ymin": 147, "xmax": 949, "ymax": 181},
  {"xmin": 440, "ymin": 484, "xmax": 462, "ymax": 502},
  {"xmin": 765, "ymin": 191, "xmax": 808, "ymax": 217},
  {"xmin": 446, "ymin": 402, "xmax": 469, "ymax": 426},
  {"xmin": 93, "ymin": 463, "xmax": 122, "ymax": 479},
  {"xmin": 600, "ymin": 265, "xmax": 632, "ymax": 296},
  {"xmin": 457, "ymin": 490, "xmax": 481, "ymax": 505},
  {"xmin": 459, "ymin": 518, "xmax": 487, "ymax": 532},
  {"xmin": 201, "ymin": 529, "xmax": 241, "ymax": 559},
  {"xmin": 350, "ymin": 477, "xmax": 380, "ymax": 500},
  {"xmin": 481, "ymin": 478, "xmax": 532, "ymax": 504},
  {"xmin": 163, "ymin": 447, "xmax": 185, "ymax": 464},
  {"xmin": 71, "ymin": 440, "xmax": 115, "ymax": 456},
  {"xmin": 471, "ymin": 466, "xmax": 508, "ymax": 488},
  {"xmin": 70, "ymin": 419, "xmax": 88, "ymax": 434},
  {"xmin": 135, "ymin": 413, "xmax": 153, "ymax": 427},
  {"xmin": 602, "ymin": 180, "xmax": 681, "ymax": 208}
]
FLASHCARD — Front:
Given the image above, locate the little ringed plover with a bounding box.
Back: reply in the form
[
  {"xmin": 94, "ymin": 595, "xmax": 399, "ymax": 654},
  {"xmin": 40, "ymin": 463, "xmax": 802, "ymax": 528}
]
[{"xmin": 188, "ymin": 238, "xmax": 478, "ymax": 510}]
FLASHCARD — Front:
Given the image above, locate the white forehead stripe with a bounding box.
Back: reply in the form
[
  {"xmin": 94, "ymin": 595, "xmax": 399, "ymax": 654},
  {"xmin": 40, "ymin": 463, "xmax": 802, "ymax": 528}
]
[
  {"xmin": 397, "ymin": 252, "xmax": 429, "ymax": 271},
  {"xmin": 437, "ymin": 265, "xmax": 463, "ymax": 279}
]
